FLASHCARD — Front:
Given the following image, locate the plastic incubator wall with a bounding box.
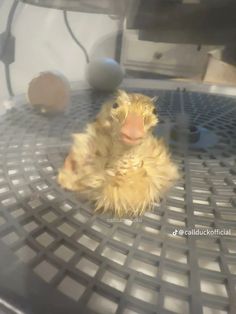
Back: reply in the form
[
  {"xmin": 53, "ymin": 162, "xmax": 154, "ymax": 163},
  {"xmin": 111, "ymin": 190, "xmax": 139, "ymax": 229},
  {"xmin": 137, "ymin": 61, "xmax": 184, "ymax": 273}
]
[{"xmin": 0, "ymin": 0, "xmax": 120, "ymax": 109}]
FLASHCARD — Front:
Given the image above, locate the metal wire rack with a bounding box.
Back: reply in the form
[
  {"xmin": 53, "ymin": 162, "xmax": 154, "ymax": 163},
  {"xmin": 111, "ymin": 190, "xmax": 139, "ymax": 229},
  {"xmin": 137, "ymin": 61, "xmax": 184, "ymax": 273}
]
[{"xmin": 0, "ymin": 89, "xmax": 235, "ymax": 314}]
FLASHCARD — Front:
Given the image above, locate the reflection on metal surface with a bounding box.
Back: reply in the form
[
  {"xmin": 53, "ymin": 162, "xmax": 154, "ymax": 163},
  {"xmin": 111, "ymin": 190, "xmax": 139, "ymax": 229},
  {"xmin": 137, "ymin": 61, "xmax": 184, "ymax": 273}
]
[
  {"xmin": 0, "ymin": 298, "xmax": 25, "ymax": 314},
  {"xmin": 122, "ymin": 78, "xmax": 236, "ymax": 98}
]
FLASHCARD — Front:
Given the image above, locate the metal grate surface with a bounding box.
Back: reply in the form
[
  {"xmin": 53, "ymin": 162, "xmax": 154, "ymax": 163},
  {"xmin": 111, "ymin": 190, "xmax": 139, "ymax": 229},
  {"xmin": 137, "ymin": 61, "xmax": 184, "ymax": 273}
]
[{"xmin": 0, "ymin": 89, "xmax": 235, "ymax": 314}]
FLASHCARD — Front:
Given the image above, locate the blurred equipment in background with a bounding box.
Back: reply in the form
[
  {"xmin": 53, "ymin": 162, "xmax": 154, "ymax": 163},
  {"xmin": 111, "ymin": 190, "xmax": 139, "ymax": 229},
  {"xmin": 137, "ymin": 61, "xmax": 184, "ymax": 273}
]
[
  {"xmin": 121, "ymin": 0, "xmax": 236, "ymax": 84},
  {"xmin": 127, "ymin": 0, "xmax": 236, "ymax": 45},
  {"xmin": 27, "ymin": 71, "xmax": 70, "ymax": 114},
  {"xmin": 0, "ymin": 0, "xmax": 19, "ymax": 97},
  {"xmin": 21, "ymin": 0, "xmax": 127, "ymax": 15}
]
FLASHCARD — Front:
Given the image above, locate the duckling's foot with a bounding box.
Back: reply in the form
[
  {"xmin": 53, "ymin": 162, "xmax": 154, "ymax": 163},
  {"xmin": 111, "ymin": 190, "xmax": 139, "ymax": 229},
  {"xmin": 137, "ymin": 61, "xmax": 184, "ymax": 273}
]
[{"xmin": 57, "ymin": 168, "xmax": 78, "ymax": 191}]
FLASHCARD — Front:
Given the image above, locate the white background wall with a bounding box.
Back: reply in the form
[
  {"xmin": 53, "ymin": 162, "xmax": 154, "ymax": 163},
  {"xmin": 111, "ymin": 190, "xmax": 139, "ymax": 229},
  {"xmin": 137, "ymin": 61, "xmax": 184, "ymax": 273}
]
[{"xmin": 0, "ymin": 0, "xmax": 120, "ymax": 102}]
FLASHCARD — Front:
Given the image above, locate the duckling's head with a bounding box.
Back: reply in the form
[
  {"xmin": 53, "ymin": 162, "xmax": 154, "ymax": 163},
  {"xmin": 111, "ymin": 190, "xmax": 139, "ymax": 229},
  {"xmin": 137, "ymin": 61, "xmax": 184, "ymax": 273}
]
[{"xmin": 97, "ymin": 90, "xmax": 159, "ymax": 146}]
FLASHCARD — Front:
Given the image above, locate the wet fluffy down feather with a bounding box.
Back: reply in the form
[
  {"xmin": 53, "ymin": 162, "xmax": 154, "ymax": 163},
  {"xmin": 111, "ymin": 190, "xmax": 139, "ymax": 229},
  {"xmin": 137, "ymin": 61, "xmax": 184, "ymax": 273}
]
[{"xmin": 58, "ymin": 90, "xmax": 179, "ymax": 216}]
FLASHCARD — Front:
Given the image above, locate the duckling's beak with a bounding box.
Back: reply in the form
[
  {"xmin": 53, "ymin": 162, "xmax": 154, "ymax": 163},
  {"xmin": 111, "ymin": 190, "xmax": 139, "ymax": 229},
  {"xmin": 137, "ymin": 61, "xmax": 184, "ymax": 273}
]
[{"xmin": 120, "ymin": 112, "xmax": 144, "ymax": 145}]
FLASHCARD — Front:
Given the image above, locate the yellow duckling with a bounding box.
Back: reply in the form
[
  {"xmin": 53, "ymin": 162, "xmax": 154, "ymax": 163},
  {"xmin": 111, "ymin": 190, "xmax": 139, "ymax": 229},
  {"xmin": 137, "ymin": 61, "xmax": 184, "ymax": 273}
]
[{"xmin": 58, "ymin": 90, "xmax": 179, "ymax": 216}]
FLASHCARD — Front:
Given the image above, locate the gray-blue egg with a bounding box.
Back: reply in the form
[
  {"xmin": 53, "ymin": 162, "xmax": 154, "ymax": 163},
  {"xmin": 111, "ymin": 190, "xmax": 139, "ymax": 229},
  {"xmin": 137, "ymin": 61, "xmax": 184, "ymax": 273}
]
[{"xmin": 86, "ymin": 58, "xmax": 124, "ymax": 91}]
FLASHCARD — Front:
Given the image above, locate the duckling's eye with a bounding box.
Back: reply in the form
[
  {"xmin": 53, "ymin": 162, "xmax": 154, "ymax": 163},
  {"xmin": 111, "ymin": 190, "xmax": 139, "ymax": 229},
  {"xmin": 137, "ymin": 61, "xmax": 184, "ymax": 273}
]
[
  {"xmin": 112, "ymin": 102, "xmax": 119, "ymax": 109},
  {"xmin": 152, "ymin": 108, "xmax": 157, "ymax": 115}
]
